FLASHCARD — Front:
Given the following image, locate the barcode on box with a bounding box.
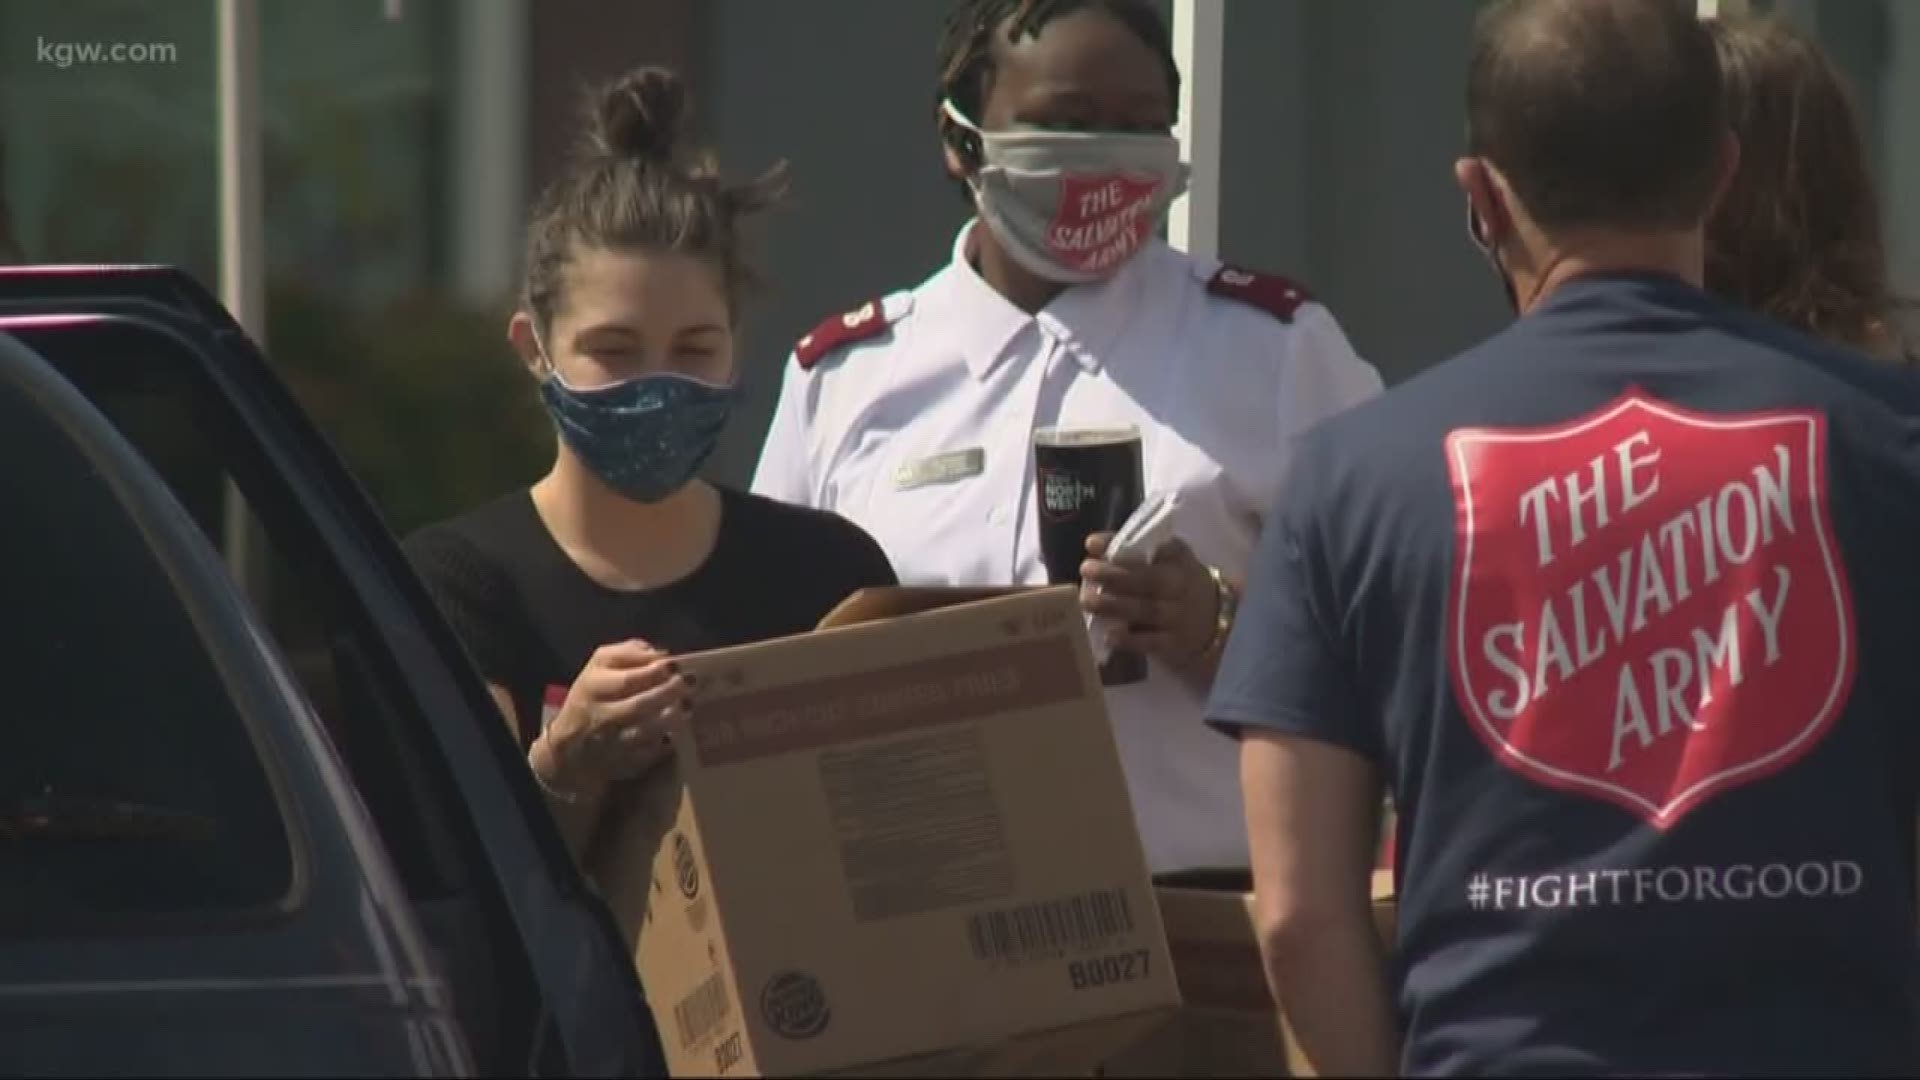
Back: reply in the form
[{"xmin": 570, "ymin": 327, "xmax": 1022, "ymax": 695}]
[
  {"xmin": 965, "ymin": 888, "xmax": 1134, "ymax": 962},
  {"xmin": 673, "ymin": 972, "xmax": 731, "ymax": 1049}
]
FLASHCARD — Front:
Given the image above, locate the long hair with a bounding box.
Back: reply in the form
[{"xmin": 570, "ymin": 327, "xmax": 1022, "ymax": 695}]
[{"xmin": 1705, "ymin": 17, "xmax": 1899, "ymax": 356}]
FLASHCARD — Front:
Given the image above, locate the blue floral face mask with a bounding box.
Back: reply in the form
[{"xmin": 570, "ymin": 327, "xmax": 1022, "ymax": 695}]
[{"xmin": 534, "ymin": 339, "xmax": 739, "ymax": 503}]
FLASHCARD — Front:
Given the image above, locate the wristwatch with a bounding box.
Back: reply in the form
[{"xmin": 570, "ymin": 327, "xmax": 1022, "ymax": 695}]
[{"xmin": 1197, "ymin": 565, "xmax": 1238, "ymax": 660}]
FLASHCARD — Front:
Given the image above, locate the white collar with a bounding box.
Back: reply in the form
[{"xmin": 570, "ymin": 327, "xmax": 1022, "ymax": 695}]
[{"xmin": 933, "ymin": 219, "xmax": 1151, "ymax": 380}]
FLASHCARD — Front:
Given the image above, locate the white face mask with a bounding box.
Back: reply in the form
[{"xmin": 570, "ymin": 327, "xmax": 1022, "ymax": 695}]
[{"xmin": 943, "ymin": 100, "xmax": 1190, "ymax": 284}]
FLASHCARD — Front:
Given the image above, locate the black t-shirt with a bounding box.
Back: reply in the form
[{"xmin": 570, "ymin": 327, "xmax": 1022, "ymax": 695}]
[
  {"xmin": 1211, "ymin": 273, "xmax": 1920, "ymax": 1077},
  {"xmin": 404, "ymin": 485, "xmax": 897, "ymax": 747}
]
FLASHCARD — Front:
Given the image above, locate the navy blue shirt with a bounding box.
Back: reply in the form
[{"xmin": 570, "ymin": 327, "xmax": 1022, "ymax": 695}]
[{"xmin": 1210, "ymin": 273, "xmax": 1920, "ymax": 1077}]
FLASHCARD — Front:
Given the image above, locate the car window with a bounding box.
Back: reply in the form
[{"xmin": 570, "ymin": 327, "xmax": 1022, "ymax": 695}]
[
  {"xmin": 49, "ymin": 344, "xmax": 462, "ymax": 902},
  {"xmin": 0, "ymin": 354, "xmax": 298, "ymax": 930},
  {"xmin": 16, "ymin": 314, "xmax": 556, "ymax": 1072}
]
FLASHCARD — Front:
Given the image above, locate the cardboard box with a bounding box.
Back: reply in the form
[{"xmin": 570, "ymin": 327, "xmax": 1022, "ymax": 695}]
[
  {"xmin": 1102, "ymin": 872, "xmax": 1397, "ymax": 1078},
  {"xmin": 1098, "ymin": 877, "xmax": 1287, "ymax": 1078},
  {"xmin": 587, "ymin": 586, "xmax": 1181, "ymax": 1077}
]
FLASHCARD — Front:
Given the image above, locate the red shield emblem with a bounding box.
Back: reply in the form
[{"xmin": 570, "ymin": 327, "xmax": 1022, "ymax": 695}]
[
  {"xmin": 1446, "ymin": 390, "xmax": 1855, "ymax": 828},
  {"xmin": 1047, "ymin": 172, "xmax": 1164, "ymax": 276}
]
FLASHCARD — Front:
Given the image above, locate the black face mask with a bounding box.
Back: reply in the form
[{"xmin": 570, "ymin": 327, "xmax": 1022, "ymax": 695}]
[{"xmin": 1467, "ymin": 203, "xmax": 1519, "ymax": 313}]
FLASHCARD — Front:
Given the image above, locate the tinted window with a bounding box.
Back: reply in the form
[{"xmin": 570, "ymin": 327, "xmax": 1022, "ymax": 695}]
[
  {"xmin": 49, "ymin": 335, "xmax": 462, "ymax": 903},
  {"xmin": 22, "ymin": 312, "xmax": 540, "ymax": 1069},
  {"xmin": 0, "ymin": 356, "xmax": 296, "ymax": 928}
]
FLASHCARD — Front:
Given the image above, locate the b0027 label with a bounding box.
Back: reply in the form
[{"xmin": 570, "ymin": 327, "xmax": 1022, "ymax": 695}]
[
  {"xmin": 713, "ymin": 1031, "xmax": 744, "ymax": 1074},
  {"xmin": 1067, "ymin": 948, "xmax": 1151, "ymax": 991}
]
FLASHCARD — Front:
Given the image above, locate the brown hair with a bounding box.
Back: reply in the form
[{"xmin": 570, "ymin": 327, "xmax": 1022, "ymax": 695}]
[
  {"xmin": 521, "ymin": 67, "xmax": 788, "ymax": 332},
  {"xmin": 1466, "ymin": 0, "xmax": 1726, "ymax": 234},
  {"xmin": 1705, "ymin": 17, "xmax": 1894, "ymax": 353}
]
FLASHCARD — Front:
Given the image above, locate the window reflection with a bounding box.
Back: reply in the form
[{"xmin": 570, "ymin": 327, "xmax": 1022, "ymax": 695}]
[
  {"xmin": 0, "ymin": 0, "xmax": 217, "ymax": 280},
  {"xmin": 259, "ymin": 0, "xmax": 546, "ymax": 535},
  {"xmin": 0, "ymin": 0, "xmax": 547, "ymax": 536}
]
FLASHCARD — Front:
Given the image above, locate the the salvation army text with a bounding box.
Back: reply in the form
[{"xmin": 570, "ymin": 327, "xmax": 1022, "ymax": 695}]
[{"xmin": 1477, "ymin": 429, "xmax": 1797, "ymax": 772}]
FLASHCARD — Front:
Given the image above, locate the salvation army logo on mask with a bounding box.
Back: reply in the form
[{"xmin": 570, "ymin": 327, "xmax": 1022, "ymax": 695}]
[
  {"xmin": 1445, "ymin": 390, "xmax": 1856, "ymax": 829},
  {"xmin": 1047, "ymin": 172, "xmax": 1163, "ymax": 277}
]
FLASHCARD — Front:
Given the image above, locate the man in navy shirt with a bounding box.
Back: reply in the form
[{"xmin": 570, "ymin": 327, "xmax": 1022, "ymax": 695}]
[{"xmin": 1210, "ymin": 1, "xmax": 1920, "ymax": 1075}]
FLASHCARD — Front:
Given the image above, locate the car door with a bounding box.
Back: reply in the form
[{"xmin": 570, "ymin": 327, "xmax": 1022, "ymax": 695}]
[
  {"xmin": 0, "ymin": 329, "xmax": 470, "ymax": 1076},
  {"xmin": 0, "ymin": 265, "xmax": 666, "ymax": 1078}
]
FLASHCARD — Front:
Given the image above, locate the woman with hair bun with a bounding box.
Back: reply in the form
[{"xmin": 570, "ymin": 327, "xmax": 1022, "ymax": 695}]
[{"xmin": 406, "ymin": 67, "xmax": 896, "ymax": 854}]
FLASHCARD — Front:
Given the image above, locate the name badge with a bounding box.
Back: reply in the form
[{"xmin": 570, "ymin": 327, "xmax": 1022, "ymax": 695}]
[{"xmin": 893, "ymin": 448, "xmax": 985, "ymax": 491}]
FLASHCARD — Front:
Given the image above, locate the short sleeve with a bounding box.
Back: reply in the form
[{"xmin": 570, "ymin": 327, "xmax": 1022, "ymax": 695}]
[
  {"xmin": 402, "ymin": 526, "xmax": 527, "ymax": 689},
  {"xmin": 1206, "ymin": 450, "xmax": 1379, "ymax": 762},
  {"xmin": 1289, "ymin": 302, "xmax": 1385, "ymax": 413},
  {"xmin": 751, "ymin": 356, "xmax": 818, "ymax": 506},
  {"xmin": 844, "ymin": 523, "xmax": 899, "ymax": 591},
  {"xmin": 1267, "ymin": 303, "xmax": 1384, "ymax": 506},
  {"xmin": 816, "ymin": 512, "xmax": 899, "ymax": 605}
]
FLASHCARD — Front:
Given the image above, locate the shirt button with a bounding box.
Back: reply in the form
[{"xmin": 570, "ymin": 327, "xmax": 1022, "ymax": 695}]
[{"xmin": 988, "ymin": 506, "xmax": 1007, "ymax": 525}]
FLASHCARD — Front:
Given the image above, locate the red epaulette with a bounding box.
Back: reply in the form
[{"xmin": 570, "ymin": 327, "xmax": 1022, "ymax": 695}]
[
  {"xmin": 794, "ymin": 298, "xmax": 891, "ymax": 371},
  {"xmin": 1206, "ymin": 264, "xmax": 1312, "ymax": 323}
]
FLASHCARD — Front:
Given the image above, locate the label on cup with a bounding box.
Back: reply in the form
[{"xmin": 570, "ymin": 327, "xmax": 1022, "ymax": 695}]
[{"xmin": 1040, "ymin": 468, "xmax": 1100, "ymax": 520}]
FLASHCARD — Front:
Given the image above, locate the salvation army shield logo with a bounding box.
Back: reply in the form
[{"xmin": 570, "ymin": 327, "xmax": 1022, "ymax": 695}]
[
  {"xmin": 1445, "ymin": 390, "xmax": 1855, "ymax": 829},
  {"xmin": 1047, "ymin": 172, "xmax": 1163, "ymax": 277}
]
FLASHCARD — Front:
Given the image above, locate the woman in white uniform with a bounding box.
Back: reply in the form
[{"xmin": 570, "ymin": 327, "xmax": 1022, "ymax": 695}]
[{"xmin": 752, "ymin": 0, "xmax": 1382, "ymax": 873}]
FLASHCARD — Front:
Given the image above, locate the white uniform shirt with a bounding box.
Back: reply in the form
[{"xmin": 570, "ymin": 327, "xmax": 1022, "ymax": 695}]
[{"xmin": 753, "ymin": 222, "xmax": 1383, "ymax": 872}]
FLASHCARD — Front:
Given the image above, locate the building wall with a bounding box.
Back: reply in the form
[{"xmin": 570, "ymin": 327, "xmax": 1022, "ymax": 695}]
[
  {"xmin": 698, "ymin": 0, "xmax": 965, "ymax": 486},
  {"xmin": 684, "ymin": 0, "xmax": 1919, "ymax": 417},
  {"xmin": 690, "ymin": 0, "xmax": 1514, "ymax": 493},
  {"xmin": 9, "ymin": 0, "xmax": 1916, "ymax": 507},
  {"xmin": 526, "ymin": 0, "xmax": 699, "ymax": 208},
  {"xmin": 1217, "ymin": 0, "xmax": 1509, "ymax": 385}
]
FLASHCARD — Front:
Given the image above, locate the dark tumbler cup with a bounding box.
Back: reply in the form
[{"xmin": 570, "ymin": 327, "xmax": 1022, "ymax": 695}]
[{"xmin": 1032, "ymin": 425, "xmax": 1148, "ymax": 686}]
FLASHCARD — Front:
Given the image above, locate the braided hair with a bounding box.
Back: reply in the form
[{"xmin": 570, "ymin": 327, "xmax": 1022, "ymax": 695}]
[{"xmin": 935, "ymin": 0, "xmax": 1181, "ymax": 189}]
